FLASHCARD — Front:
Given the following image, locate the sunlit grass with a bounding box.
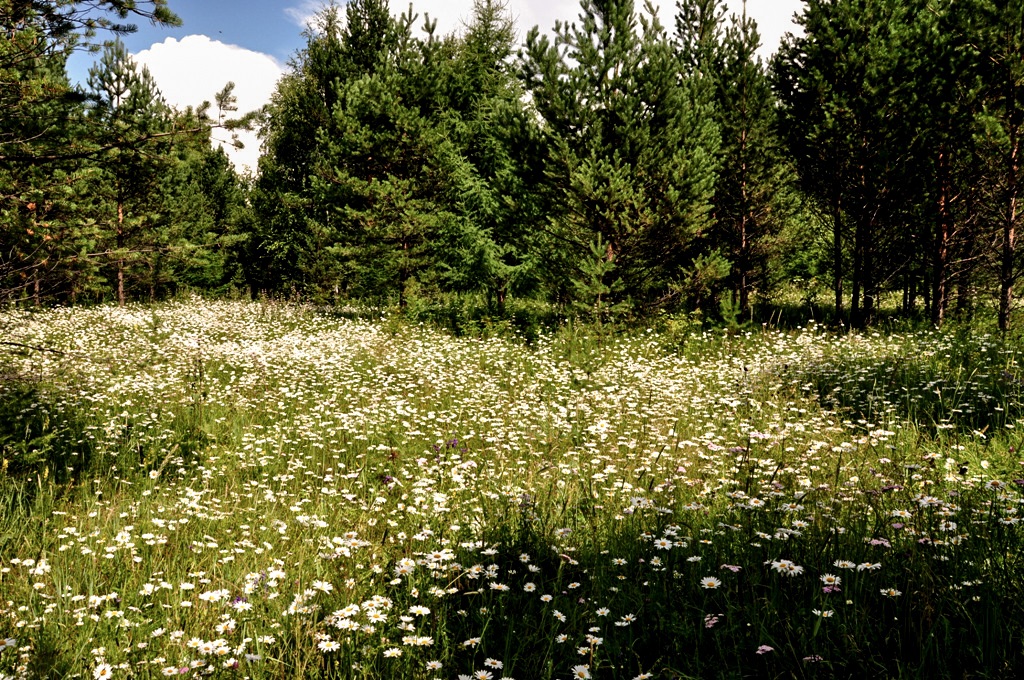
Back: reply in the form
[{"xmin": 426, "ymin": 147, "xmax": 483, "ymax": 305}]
[{"xmin": 2, "ymin": 299, "xmax": 1024, "ymax": 679}]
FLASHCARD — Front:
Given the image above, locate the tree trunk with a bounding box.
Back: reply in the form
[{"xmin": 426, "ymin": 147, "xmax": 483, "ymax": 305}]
[
  {"xmin": 999, "ymin": 124, "xmax": 1019, "ymax": 331},
  {"xmin": 832, "ymin": 196, "xmax": 844, "ymax": 323},
  {"xmin": 908, "ymin": 272, "xmax": 917, "ymax": 313},
  {"xmin": 851, "ymin": 213, "xmax": 863, "ymax": 328},
  {"xmin": 738, "ymin": 120, "xmax": 750, "ymax": 315},
  {"xmin": 398, "ymin": 236, "xmax": 409, "ymax": 309},
  {"xmin": 863, "ymin": 239, "xmax": 875, "ymax": 325},
  {"xmin": 117, "ymin": 198, "xmax": 125, "ymax": 307},
  {"xmin": 932, "ymin": 148, "xmax": 952, "ymax": 328}
]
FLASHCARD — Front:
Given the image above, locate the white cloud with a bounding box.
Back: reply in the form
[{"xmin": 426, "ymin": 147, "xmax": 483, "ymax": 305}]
[
  {"xmin": 133, "ymin": 35, "xmax": 285, "ymax": 174},
  {"xmin": 284, "ymin": 0, "xmax": 326, "ymax": 30}
]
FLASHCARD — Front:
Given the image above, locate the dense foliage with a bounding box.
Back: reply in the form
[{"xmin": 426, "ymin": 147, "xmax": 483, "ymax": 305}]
[
  {"xmin": 2, "ymin": 0, "xmax": 1024, "ymax": 326},
  {"xmin": 0, "ymin": 0, "xmax": 250, "ymax": 304}
]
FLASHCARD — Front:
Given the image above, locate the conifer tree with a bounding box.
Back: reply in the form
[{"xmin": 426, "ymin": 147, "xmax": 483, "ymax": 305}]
[
  {"xmin": 306, "ymin": 4, "xmax": 456, "ymax": 304},
  {"xmin": 85, "ymin": 40, "xmax": 172, "ymax": 305},
  {"xmin": 774, "ymin": 0, "xmax": 921, "ymax": 327},
  {"xmin": 899, "ymin": 0, "xmax": 987, "ymax": 325},
  {"xmin": 521, "ymin": 0, "xmax": 719, "ymax": 311},
  {"xmin": 432, "ymin": 0, "xmax": 540, "ymax": 311},
  {"xmin": 250, "ymin": 4, "xmax": 347, "ymax": 297},
  {"xmin": 697, "ymin": 2, "xmax": 797, "ymax": 314},
  {"xmin": 973, "ymin": 0, "xmax": 1024, "ymax": 330},
  {"xmin": 254, "ymin": 0, "xmax": 535, "ymax": 308}
]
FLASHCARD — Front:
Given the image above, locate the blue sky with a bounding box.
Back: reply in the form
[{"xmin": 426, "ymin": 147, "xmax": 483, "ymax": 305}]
[
  {"xmin": 67, "ymin": 0, "xmax": 308, "ymax": 78},
  {"xmin": 66, "ymin": 0, "xmax": 803, "ymax": 172},
  {"xmin": 64, "ymin": 0, "xmax": 310, "ymax": 93}
]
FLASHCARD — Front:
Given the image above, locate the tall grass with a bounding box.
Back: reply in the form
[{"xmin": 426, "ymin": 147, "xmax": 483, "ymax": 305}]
[{"xmin": 2, "ymin": 300, "xmax": 1024, "ymax": 679}]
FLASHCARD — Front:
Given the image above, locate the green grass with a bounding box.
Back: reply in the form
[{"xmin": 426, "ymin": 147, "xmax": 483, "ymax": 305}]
[{"xmin": 2, "ymin": 299, "xmax": 1024, "ymax": 679}]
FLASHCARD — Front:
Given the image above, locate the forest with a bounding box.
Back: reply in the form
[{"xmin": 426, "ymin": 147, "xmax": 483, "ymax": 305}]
[{"xmin": 2, "ymin": 0, "xmax": 1024, "ymax": 331}]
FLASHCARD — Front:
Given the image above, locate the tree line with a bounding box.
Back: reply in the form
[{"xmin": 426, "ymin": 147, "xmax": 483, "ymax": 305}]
[
  {"xmin": 1, "ymin": 0, "xmax": 249, "ymax": 306},
  {"xmin": 2, "ymin": 0, "xmax": 1023, "ymax": 329}
]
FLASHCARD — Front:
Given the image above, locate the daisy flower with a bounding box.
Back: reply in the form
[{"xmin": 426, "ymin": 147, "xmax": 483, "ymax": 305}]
[
  {"xmin": 700, "ymin": 576, "xmax": 722, "ymax": 589},
  {"xmin": 771, "ymin": 559, "xmax": 804, "ymax": 576}
]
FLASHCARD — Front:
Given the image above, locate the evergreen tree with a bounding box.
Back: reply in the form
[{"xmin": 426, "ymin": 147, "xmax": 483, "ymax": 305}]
[
  {"xmin": 1, "ymin": 0, "xmax": 181, "ymax": 304},
  {"xmin": 85, "ymin": 40, "xmax": 172, "ymax": 305},
  {"xmin": 972, "ymin": 0, "xmax": 1024, "ymax": 330},
  {"xmin": 431, "ymin": 0, "xmax": 540, "ymax": 311},
  {"xmin": 521, "ymin": 0, "xmax": 719, "ymax": 312},
  {"xmin": 304, "ymin": 4, "xmax": 455, "ymax": 304},
  {"xmin": 0, "ymin": 0, "xmax": 179, "ymax": 165},
  {"xmin": 0, "ymin": 18, "xmax": 89, "ymax": 301},
  {"xmin": 253, "ymin": 0, "xmax": 535, "ymax": 309},
  {"xmin": 705, "ymin": 2, "xmax": 798, "ymax": 314},
  {"xmin": 252, "ymin": 2, "xmax": 380, "ymax": 299},
  {"xmin": 153, "ymin": 104, "xmax": 249, "ymax": 298},
  {"xmin": 902, "ymin": 0, "xmax": 987, "ymax": 325},
  {"xmin": 774, "ymin": 0, "xmax": 923, "ymax": 327}
]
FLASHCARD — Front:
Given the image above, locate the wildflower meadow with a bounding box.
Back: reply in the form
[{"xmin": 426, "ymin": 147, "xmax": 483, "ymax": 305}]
[{"xmin": 3, "ymin": 300, "xmax": 1024, "ymax": 679}]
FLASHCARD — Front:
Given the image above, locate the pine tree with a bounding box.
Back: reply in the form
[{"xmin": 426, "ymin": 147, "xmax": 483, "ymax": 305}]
[
  {"xmin": 0, "ymin": 22, "xmax": 86, "ymax": 301},
  {"xmin": 250, "ymin": 4, "xmax": 346, "ymax": 297},
  {"xmin": 521, "ymin": 0, "xmax": 719, "ymax": 312},
  {"xmin": 1, "ymin": 1, "xmax": 181, "ymax": 304},
  {"xmin": 972, "ymin": 0, "xmax": 1024, "ymax": 330},
  {"xmin": 701, "ymin": 1, "xmax": 798, "ymax": 314},
  {"xmin": 153, "ymin": 104, "xmax": 249, "ymax": 298},
  {"xmin": 0, "ymin": 0, "xmax": 180, "ymax": 165},
  {"xmin": 901, "ymin": 0, "xmax": 987, "ymax": 325},
  {"xmin": 254, "ymin": 0, "xmax": 536, "ymax": 309},
  {"xmin": 305, "ymin": 5, "xmax": 457, "ymax": 305},
  {"xmin": 432, "ymin": 0, "xmax": 539, "ymax": 312},
  {"xmin": 85, "ymin": 40, "xmax": 173, "ymax": 305},
  {"xmin": 774, "ymin": 0, "xmax": 922, "ymax": 327}
]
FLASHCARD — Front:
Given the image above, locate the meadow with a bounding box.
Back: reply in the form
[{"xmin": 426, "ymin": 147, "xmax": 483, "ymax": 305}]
[{"xmin": 2, "ymin": 299, "xmax": 1024, "ymax": 679}]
